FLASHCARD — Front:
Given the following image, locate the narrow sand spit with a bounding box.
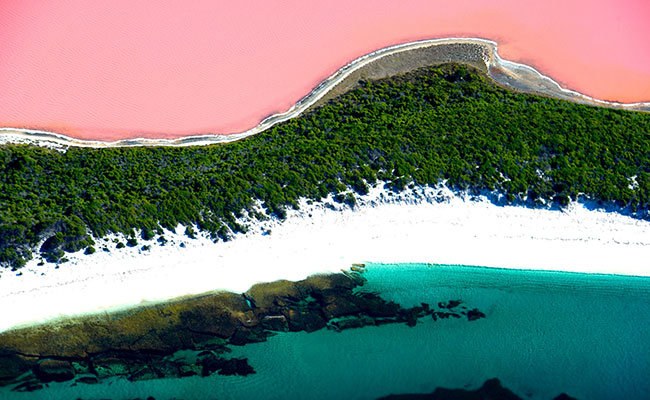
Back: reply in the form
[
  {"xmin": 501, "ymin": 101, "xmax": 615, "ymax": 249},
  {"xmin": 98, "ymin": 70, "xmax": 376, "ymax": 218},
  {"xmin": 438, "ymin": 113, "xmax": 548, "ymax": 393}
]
[
  {"xmin": 1, "ymin": 184, "xmax": 649, "ymax": 333},
  {"xmin": 1, "ymin": 38, "xmax": 648, "ymax": 149}
]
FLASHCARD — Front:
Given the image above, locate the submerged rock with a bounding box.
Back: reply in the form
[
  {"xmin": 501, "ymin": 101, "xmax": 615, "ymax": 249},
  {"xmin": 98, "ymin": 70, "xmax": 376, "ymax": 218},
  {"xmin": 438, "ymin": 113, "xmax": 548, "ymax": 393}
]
[
  {"xmin": 200, "ymin": 353, "xmax": 254, "ymax": 377},
  {"xmin": 376, "ymin": 378, "xmax": 579, "ymax": 400},
  {"xmin": 74, "ymin": 374, "xmax": 99, "ymax": 384},
  {"xmin": 433, "ymin": 312, "xmax": 457, "ymax": 319},
  {"xmin": 0, "ymin": 352, "xmax": 36, "ymax": 385},
  {"xmin": 328, "ymin": 315, "xmax": 377, "ymax": 331},
  {"xmin": 127, "ymin": 366, "xmax": 160, "ymax": 382},
  {"xmin": 466, "ymin": 308, "xmax": 486, "ymax": 322},
  {"xmin": 438, "ymin": 300, "xmax": 463, "ymax": 309},
  {"xmin": 11, "ymin": 380, "xmax": 43, "ymax": 393},
  {"xmin": 217, "ymin": 358, "xmax": 255, "ymax": 376},
  {"xmin": 177, "ymin": 363, "xmax": 202, "ymax": 378},
  {"xmin": 0, "ymin": 271, "xmax": 485, "ymax": 389},
  {"xmin": 34, "ymin": 359, "xmax": 75, "ymax": 383},
  {"xmin": 553, "ymin": 394, "xmax": 579, "ymax": 400},
  {"xmin": 378, "ymin": 378, "xmax": 521, "ymax": 400},
  {"xmin": 352, "ymin": 292, "xmax": 401, "ymax": 318},
  {"xmin": 92, "ymin": 356, "xmax": 132, "ymax": 379}
]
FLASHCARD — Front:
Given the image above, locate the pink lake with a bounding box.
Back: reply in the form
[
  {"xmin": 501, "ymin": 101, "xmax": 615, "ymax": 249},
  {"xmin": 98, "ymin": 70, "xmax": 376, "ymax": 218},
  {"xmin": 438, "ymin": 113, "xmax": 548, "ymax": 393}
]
[{"xmin": 1, "ymin": 0, "xmax": 649, "ymax": 140}]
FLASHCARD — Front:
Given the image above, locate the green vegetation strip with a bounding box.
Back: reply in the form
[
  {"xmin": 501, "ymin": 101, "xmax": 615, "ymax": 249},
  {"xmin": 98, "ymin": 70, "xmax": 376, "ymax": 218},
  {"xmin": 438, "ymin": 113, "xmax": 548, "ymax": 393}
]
[{"xmin": 2, "ymin": 65, "xmax": 650, "ymax": 268}]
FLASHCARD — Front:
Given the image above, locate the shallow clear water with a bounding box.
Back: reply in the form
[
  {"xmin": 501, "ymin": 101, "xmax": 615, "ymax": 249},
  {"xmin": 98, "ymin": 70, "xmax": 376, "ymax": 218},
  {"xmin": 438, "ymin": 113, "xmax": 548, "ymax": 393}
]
[{"xmin": 5, "ymin": 263, "xmax": 650, "ymax": 399}]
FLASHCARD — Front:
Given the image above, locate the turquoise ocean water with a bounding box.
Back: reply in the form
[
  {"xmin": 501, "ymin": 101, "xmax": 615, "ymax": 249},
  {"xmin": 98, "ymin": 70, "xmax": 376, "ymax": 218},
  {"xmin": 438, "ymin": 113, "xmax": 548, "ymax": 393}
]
[{"xmin": 5, "ymin": 263, "xmax": 650, "ymax": 399}]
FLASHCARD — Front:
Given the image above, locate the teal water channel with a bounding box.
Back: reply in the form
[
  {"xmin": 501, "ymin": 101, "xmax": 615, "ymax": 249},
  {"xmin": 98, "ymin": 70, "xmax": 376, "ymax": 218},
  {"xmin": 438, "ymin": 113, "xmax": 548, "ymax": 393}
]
[{"xmin": 5, "ymin": 263, "xmax": 650, "ymax": 399}]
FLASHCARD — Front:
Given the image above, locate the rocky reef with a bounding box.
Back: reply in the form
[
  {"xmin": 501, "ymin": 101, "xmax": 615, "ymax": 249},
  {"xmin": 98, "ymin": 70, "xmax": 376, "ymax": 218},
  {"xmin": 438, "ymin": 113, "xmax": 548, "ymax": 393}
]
[
  {"xmin": 0, "ymin": 269, "xmax": 485, "ymax": 392},
  {"xmin": 377, "ymin": 378, "xmax": 579, "ymax": 400}
]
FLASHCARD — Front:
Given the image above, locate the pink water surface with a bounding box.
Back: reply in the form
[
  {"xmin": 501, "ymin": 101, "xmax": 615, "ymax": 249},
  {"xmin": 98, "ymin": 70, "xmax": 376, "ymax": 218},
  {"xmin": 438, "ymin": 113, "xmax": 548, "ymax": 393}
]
[{"xmin": 1, "ymin": 1, "xmax": 649, "ymax": 140}]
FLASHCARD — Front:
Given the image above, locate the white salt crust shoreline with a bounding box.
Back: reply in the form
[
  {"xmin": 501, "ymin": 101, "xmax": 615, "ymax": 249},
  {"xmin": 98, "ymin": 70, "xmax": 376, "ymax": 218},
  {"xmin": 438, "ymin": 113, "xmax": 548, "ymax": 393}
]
[
  {"xmin": 1, "ymin": 37, "xmax": 649, "ymax": 149},
  {"xmin": 1, "ymin": 185, "xmax": 650, "ymax": 333}
]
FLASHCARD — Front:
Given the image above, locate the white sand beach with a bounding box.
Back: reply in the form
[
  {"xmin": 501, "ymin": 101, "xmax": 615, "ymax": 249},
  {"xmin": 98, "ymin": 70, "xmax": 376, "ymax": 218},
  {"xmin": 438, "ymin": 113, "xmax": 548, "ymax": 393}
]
[{"xmin": 1, "ymin": 185, "xmax": 649, "ymax": 333}]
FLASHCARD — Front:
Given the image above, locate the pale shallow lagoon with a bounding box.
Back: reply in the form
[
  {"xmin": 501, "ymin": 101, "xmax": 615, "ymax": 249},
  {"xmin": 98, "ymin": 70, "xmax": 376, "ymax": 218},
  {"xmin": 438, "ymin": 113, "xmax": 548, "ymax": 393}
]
[
  {"xmin": 1, "ymin": 1, "xmax": 649, "ymax": 139},
  {"xmin": 4, "ymin": 263, "xmax": 649, "ymax": 399}
]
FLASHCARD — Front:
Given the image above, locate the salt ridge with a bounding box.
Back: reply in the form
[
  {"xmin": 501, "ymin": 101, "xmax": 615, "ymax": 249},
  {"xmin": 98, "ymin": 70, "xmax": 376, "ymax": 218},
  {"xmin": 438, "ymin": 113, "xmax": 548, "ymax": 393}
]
[{"xmin": 1, "ymin": 184, "xmax": 649, "ymax": 333}]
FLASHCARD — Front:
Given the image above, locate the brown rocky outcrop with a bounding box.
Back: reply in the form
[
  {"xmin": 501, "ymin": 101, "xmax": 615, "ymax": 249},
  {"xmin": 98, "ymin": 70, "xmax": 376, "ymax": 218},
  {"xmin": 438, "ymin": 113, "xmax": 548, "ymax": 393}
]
[{"xmin": 0, "ymin": 271, "xmax": 486, "ymax": 390}]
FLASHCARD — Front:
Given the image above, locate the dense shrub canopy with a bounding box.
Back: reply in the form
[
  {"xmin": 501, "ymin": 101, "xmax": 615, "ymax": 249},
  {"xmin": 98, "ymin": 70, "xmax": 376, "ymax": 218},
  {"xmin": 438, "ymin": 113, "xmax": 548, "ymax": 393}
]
[{"xmin": 1, "ymin": 64, "xmax": 649, "ymax": 268}]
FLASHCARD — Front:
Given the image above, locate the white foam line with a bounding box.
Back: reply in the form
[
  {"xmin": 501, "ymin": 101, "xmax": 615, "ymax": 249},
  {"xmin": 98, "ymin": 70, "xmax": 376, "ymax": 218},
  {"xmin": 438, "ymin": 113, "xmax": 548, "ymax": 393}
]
[
  {"xmin": 2, "ymin": 184, "xmax": 649, "ymax": 333},
  {"xmin": 2, "ymin": 37, "xmax": 648, "ymax": 149}
]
